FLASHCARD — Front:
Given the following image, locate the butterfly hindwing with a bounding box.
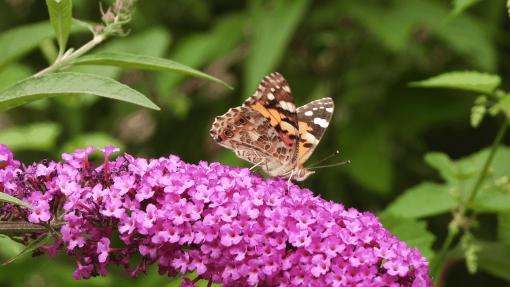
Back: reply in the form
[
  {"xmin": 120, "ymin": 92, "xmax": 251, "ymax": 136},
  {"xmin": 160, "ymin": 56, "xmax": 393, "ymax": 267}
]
[
  {"xmin": 296, "ymin": 97, "xmax": 334, "ymax": 165},
  {"xmin": 209, "ymin": 106, "xmax": 290, "ymax": 169}
]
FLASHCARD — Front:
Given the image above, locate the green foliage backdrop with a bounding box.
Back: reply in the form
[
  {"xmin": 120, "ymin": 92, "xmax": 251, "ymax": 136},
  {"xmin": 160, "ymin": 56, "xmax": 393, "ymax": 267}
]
[{"xmin": 0, "ymin": 0, "xmax": 509, "ymax": 286}]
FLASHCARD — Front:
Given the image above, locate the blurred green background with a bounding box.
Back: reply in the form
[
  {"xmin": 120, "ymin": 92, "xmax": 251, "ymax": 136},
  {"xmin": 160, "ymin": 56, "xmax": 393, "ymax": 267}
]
[{"xmin": 0, "ymin": 0, "xmax": 509, "ymax": 286}]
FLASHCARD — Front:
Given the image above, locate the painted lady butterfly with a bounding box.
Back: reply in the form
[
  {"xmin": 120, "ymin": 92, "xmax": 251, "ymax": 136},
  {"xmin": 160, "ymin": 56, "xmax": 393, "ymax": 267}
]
[{"xmin": 210, "ymin": 72, "xmax": 334, "ymax": 181}]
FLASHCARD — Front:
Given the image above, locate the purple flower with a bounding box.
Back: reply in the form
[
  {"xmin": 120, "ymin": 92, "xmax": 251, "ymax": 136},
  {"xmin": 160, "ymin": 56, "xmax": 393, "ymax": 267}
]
[{"xmin": 0, "ymin": 144, "xmax": 432, "ymax": 286}]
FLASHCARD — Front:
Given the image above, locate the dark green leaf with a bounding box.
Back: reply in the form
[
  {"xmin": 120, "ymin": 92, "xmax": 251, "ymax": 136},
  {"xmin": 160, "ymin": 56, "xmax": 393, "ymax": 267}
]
[
  {"xmin": 244, "ymin": 0, "xmax": 309, "ymax": 96},
  {"xmin": 477, "ymin": 242, "xmax": 510, "ymax": 282},
  {"xmin": 410, "ymin": 71, "xmax": 501, "ymax": 94},
  {"xmin": 341, "ymin": 124, "xmax": 393, "ymax": 195},
  {"xmin": 0, "ymin": 122, "xmax": 61, "ymax": 151},
  {"xmin": 2, "ymin": 234, "xmax": 50, "ymax": 265},
  {"xmin": 45, "ymin": 0, "xmax": 73, "ymax": 54},
  {"xmin": 452, "ymin": 0, "xmax": 481, "ymax": 15},
  {"xmin": 385, "ymin": 182, "xmax": 456, "ymax": 218},
  {"xmin": 498, "ymin": 212, "xmax": 510, "ymax": 247},
  {"xmin": 74, "ymin": 52, "xmax": 231, "ymax": 88},
  {"xmin": 379, "ymin": 214, "xmax": 435, "ymax": 261},
  {"xmin": 0, "ymin": 72, "xmax": 159, "ymax": 111},
  {"xmin": 0, "ymin": 192, "xmax": 32, "ymax": 210},
  {"xmin": 155, "ymin": 14, "xmax": 243, "ymax": 95}
]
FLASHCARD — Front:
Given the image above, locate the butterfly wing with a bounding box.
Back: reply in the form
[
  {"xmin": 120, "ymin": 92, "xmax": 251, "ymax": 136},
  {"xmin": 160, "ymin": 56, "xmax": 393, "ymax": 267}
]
[
  {"xmin": 210, "ymin": 72, "xmax": 300, "ymax": 177},
  {"xmin": 296, "ymin": 97, "xmax": 334, "ymax": 165},
  {"xmin": 242, "ymin": 72, "xmax": 300, "ymax": 167},
  {"xmin": 209, "ymin": 106, "xmax": 287, "ymax": 170}
]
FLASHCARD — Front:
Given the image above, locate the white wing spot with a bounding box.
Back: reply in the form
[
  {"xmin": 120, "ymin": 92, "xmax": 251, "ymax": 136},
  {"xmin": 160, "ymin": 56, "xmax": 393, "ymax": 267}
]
[
  {"xmin": 283, "ymin": 85, "xmax": 291, "ymax": 93},
  {"xmin": 267, "ymin": 93, "xmax": 275, "ymax": 100},
  {"xmin": 326, "ymin": 107, "xmax": 333, "ymax": 113},
  {"xmin": 280, "ymin": 101, "xmax": 296, "ymax": 112},
  {"xmin": 304, "ymin": 111, "xmax": 313, "ymax": 116},
  {"xmin": 313, "ymin": 117, "xmax": 329, "ymax": 128}
]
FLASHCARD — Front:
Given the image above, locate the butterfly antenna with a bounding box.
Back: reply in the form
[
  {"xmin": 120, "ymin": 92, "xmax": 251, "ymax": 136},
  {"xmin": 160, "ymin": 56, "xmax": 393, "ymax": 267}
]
[
  {"xmin": 309, "ymin": 160, "xmax": 351, "ymax": 170},
  {"xmin": 307, "ymin": 150, "xmax": 340, "ymax": 168}
]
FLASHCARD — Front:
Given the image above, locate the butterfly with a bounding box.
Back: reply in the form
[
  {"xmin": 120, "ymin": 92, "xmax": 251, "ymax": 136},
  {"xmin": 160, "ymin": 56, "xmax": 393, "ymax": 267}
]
[{"xmin": 209, "ymin": 72, "xmax": 334, "ymax": 181}]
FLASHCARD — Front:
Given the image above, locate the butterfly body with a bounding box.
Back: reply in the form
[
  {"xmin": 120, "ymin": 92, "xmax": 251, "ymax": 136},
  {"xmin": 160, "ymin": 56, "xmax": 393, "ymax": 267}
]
[{"xmin": 210, "ymin": 72, "xmax": 334, "ymax": 181}]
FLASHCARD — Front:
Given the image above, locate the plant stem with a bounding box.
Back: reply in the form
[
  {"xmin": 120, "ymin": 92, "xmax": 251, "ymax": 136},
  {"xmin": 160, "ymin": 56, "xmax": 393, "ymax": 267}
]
[
  {"xmin": 0, "ymin": 221, "xmax": 64, "ymax": 235},
  {"xmin": 431, "ymin": 117, "xmax": 508, "ymax": 285},
  {"xmin": 33, "ymin": 33, "xmax": 106, "ymax": 77}
]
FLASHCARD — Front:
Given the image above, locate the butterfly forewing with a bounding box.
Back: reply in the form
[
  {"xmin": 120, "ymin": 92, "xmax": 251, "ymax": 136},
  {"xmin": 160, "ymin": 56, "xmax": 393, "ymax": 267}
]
[
  {"xmin": 296, "ymin": 97, "xmax": 334, "ymax": 165},
  {"xmin": 242, "ymin": 72, "xmax": 300, "ymax": 166}
]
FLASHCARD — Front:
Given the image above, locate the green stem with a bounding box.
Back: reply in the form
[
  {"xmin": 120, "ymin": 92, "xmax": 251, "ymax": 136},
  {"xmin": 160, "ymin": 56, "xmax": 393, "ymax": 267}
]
[
  {"xmin": 33, "ymin": 33, "xmax": 106, "ymax": 77},
  {"xmin": 0, "ymin": 221, "xmax": 64, "ymax": 235},
  {"xmin": 431, "ymin": 117, "xmax": 508, "ymax": 284}
]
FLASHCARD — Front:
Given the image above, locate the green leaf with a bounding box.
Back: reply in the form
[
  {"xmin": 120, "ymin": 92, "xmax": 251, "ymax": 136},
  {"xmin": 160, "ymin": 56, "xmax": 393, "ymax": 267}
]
[
  {"xmin": 341, "ymin": 124, "xmax": 393, "ymax": 195},
  {"xmin": 0, "ymin": 64, "xmax": 32, "ymax": 91},
  {"xmin": 45, "ymin": 0, "xmax": 73, "ymax": 55},
  {"xmin": 73, "ymin": 52, "xmax": 231, "ymax": 89},
  {"xmin": 490, "ymin": 96, "xmax": 510, "ymax": 118},
  {"xmin": 0, "ymin": 122, "xmax": 61, "ymax": 151},
  {"xmin": 0, "ymin": 21, "xmax": 86, "ymax": 69},
  {"xmin": 0, "ymin": 72, "xmax": 159, "ymax": 111},
  {"xmin": 498, "ymin": 212, "xmax": 510, "ymax": 247},
  {"xmin": 410, "ymin": 71, "xmax": 501, "ymax": 94},
  {"xmin": 155, "ymin": 14, "xmax": 243, "ymax": 95},
  {"xmin": 385, "ymin": 182, "xmax": 456, "ymax": 218},
  {"xmin": 452, "ymin": 0, "xmax": 481, "ymax": 15},
  {"xmin": 244, "ymin": 0, "xmax": 309, "ymax": 96},
  {"xmin": 0, "ymin": 192, "xmax": 32, "ymax": 210},
  {"xmin": 477, "ymin": 242, "xmax": 510, "ymax": 282},
  {"xmin": 379, "ymin": 214, "xmax": 435, "ymax": 261},
  {"xmin": 0, "ymin": 22, "xmax": 54, "ymax": 69},
  {"xmin": 2, "ymin": 234, "xmax": 51, "ymax": 265},
  {"xmin": 424, "ymin": 152, "xmax": 457, "ymax": 183},
  {"xmin": 60, "ymin": 133, "xmax": 125, "ymax": 154}
]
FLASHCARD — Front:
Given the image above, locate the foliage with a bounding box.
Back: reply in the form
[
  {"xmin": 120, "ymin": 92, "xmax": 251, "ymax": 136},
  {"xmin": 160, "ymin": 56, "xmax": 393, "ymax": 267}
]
[{"xmin": 0, "ymin": 0, "xmax": 509, "ymax": 286}]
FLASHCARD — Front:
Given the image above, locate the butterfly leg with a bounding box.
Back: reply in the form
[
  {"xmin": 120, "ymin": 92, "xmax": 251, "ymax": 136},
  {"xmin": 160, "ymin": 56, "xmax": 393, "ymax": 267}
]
[
  {"xmin": 286, "ymin": 170, "xmax": 295, "ymax": 190},
  {"xmin": 249, "ymin": 159, "xmax": 265, "ymax": 171}
]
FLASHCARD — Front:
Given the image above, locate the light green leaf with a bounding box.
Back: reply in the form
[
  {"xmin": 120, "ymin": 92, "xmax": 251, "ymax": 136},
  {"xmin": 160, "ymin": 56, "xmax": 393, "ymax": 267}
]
[
  {"xmin": 498, "ymin": 212, "xmax": 510, "ymax": 247},
  {"xmin": 490, "ymin": 96, "xmax": 510, "ymax": 118},
  {"xmin": 385, "ymin": 182, "xmax": 456, "ymax": 218},
  {"xmin": 0, "ymin": 192, "xmax": 33, "ymax": 210},
  {"xmin": 60, "ymin": 133, "xmax": 125, "ymax": 154},
  {"xmin": 0, "ymin": 122, "xmax": 61, "ymax": 151},
  {"xmin": 244, "ymin": 0, "xmax": 309, "ymax": 96},
  {"xmin": 452, "ymin": 0, "xmax": 481, "ymax": 15},
  {"xmin": 73, "ymin": 52, "xmax": 231, "ymax": 88},
  {"xmin": 0, "ymin": 64, "xmax": 32, "ymax": 91},
  {"xmin": 2, "ymin": 234, "xmax": 50, "ymax": 265},
  {"xmin": 379, "ymin": 214, "xmax": 435, "ymax": 261},
  {"xmin": 410, "ymin": 71, "xmax": 501, "ymax": 94},
  {"xmin": 477, "ymin": 242, "xmax": 510, "ymax": 282},
  {"xmin": 45, "ymin": 0, "xmax": 73, "ymax": 54},
  {"xmin": 424, "ymin": 152, "xmax": 457, "ymax": 183},
  {"xmin": 0, "ymin": 72, "xmax": 159, "ymax": 111}
]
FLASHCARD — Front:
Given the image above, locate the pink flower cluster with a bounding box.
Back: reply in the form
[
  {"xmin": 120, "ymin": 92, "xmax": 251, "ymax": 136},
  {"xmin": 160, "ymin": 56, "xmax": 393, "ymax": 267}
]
[{"xmin": 0, "ymin": 145, "xmax": 431, "ymax": 286}]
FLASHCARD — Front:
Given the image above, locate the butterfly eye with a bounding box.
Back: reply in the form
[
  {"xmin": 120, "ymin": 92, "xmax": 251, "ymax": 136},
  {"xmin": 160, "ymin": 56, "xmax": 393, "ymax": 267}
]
[{"xmin": 224, "ymin": 130, "xmax": 234, "ymax": 138}]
